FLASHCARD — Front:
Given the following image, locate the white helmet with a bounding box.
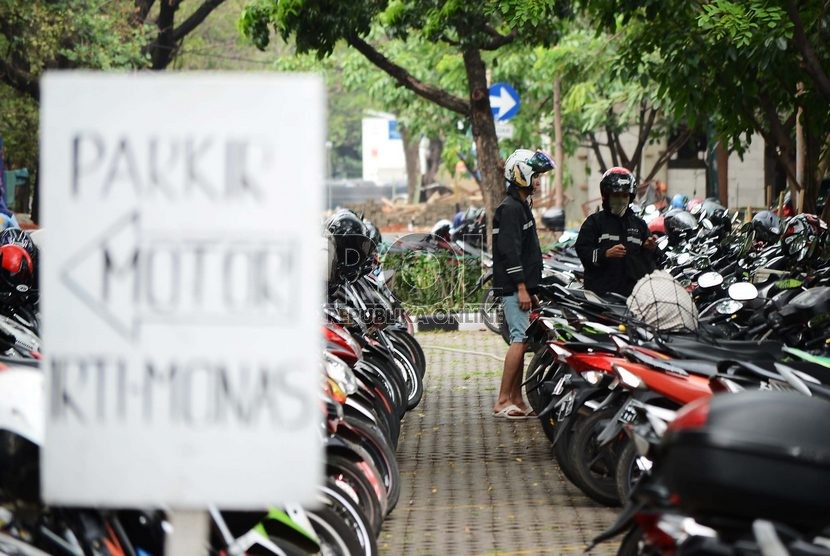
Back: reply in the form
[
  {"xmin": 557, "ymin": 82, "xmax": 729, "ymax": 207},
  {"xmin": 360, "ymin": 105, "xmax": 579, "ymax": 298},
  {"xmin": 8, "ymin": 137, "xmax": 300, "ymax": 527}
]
[{"xmin": 504, "ymin": 149, "xmax": 555, "ymax": 190}]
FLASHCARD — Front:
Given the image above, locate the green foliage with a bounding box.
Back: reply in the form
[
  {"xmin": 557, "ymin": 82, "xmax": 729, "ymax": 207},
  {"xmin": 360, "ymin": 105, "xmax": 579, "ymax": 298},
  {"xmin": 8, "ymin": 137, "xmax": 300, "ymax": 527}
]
[
  {"xmin": 0, "ymin": 0, "xmax": 151, "ymax": 178},
  {"xmin": 698, "ymin": 1, "xmax": 791, "ymax": 48},
  {"xmin": 0, "ymin": 0, "xmax": 151, "ymax": 78},
  {"xmin": 0, "ymin": 84, "xmax": 38, "ymax": 170},
  {"xmin": 382, "ymin": 250, "xmax": 483, "ymax": 315}
]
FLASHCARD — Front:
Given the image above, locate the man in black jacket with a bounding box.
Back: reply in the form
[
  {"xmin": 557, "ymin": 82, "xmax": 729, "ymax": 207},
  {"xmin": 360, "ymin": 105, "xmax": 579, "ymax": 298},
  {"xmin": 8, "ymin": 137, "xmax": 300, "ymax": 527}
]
[
  {"xmin": 575, "ymin": 167, "xmax": 658, "ymax": 297},
  {"xmin": 491, "ymin": 148, "xmax": 554, "ymax": 419}
]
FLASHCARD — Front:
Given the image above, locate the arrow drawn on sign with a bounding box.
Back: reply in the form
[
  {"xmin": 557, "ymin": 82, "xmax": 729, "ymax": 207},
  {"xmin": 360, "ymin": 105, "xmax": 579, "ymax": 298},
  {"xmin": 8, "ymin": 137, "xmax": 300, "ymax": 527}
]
[
  {"xmin": 61, "ymin": 211, "xmax": 141, "ymax": 340},
  {"xmin": 489, "ymin": 86, "xmax": 518, "ymax": 121},
  {"xmin": 60, "ymin": 211, "xmax": 298, "ymax": 342}
]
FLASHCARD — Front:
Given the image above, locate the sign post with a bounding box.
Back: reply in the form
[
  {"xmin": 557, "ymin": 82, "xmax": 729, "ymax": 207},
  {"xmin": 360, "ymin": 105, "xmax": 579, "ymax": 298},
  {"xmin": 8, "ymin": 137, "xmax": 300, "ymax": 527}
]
[
  {"xmin": 40, "ymin": 73, "xmax": 325, "ymax": 552},
  {"xmin": 488, "ymin": 82, "xmax": 521, "ymax": 122}
]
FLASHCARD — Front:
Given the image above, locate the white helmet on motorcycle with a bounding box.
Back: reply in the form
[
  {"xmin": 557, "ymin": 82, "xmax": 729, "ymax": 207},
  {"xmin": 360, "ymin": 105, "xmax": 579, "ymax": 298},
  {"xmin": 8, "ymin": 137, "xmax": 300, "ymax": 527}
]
[{"xmin": 504, "ymin": 149, "xmax": 555, "ymax": 190}]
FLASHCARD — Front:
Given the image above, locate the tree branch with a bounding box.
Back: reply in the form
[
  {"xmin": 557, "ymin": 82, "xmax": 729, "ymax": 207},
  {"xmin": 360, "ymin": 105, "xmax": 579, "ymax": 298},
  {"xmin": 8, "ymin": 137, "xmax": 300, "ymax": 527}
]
[
  {"xmin": 440, "ymin": 33, "xmax": 461, "ymax": 47},
  {"xmin": 610, "ymin": 126, "xmax": 631, "ymax": 168},
  {"xmin": 630, "ymin": 103, "xmax": 657, "ymax": 176},
  {"xmin": 172, "ymin": 0, "xmax": 227, "ymax": 42},
  {"xmin": 588, "ymin": 132, "xmax": 609, "ymax": 172},
  {"xmin": 0, "ymin": 57, "xmax": 38, "ymax": 100},
  {"xmin": 644, "ymin": 129, "xmax": 692, "ymax": 182},
  {"xmin": 756, "ymin": 90, "xmax": 801, "ymax": 189},
  {"xmin": 479, "ymin": 26, "xmax": 517, "ymax": 50},
  {"xmin": 134, "ymin": 0, "xmax": 156, "ymax": 25},
  {"xmin": 348, "ymin": 35, "xmax": 469, "ymax": 115},
  {"xmin": 785, "ymin": 0, "xmax": 830, "ymax": 100}
]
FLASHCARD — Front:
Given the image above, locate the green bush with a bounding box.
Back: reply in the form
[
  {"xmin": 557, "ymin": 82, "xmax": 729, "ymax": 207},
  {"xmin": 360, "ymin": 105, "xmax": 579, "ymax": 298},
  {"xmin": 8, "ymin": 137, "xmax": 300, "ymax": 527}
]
[{"xmin": 381, "ymin": 249, "xmax": 484, "ymax": 316}]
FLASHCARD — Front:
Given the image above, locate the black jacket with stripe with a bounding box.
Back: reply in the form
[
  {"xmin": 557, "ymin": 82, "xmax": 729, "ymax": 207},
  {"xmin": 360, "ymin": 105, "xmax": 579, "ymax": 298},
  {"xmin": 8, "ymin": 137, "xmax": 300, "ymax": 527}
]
[
  {"xmin": 575, "ymin": 208, "xmax": 657, "ymax": 297},
  {"xmin": 492, "ymin": 192, "xmax": 543, "ymax": 296}
]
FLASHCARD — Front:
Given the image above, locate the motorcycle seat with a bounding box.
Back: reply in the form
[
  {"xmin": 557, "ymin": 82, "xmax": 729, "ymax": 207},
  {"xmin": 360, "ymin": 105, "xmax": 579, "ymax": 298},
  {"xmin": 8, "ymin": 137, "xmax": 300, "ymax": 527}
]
[
  {"xmin": 659, "ymin": 336, "xmax": 782, "ymax": 362},
  {"xmin": 667, "ymin": 359, "xmax": 719, "ymax": 377}
]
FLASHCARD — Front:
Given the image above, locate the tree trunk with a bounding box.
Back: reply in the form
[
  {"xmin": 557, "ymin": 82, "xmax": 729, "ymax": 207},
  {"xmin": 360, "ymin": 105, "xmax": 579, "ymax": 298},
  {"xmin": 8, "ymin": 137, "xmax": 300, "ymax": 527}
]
[
  {"xmin": 716, "ymin": 141, "xmax": 728, "ymax": 206},
  {"xmin": 463, "ymin": 48, "xmax": 501, "ymax": 249},
  {"xmin": 423, "ymin": 137, "xmax": 443, "ymax": 186},
  {"xmin": 400, "ymin": 125, "xmax": 421, "ymax": 203},
  {"xmin": 30, "ymin": 161, "xmax": 39, "ymax": 224},
  {"xmin": 151, "ymin": 0, "xmax": 178, "ymax": 70},
  {"xmin": 803, "ymin": 122, "xmax": 820, "ymax": 214},
  {"xmin": 553, "ymin": 76, "xmax": 564, "ymax": 208}
]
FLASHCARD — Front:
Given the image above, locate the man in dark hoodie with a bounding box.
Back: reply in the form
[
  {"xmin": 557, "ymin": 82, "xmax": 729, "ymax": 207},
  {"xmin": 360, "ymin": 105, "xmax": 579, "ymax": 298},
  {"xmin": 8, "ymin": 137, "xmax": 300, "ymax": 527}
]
[
  {"xmin": 575, "ymin": 167, "xmax": 658, "ymax": 297},
  {"xmin": 491, "ymin": 148, "xmax": 554, "ymax": 419}
]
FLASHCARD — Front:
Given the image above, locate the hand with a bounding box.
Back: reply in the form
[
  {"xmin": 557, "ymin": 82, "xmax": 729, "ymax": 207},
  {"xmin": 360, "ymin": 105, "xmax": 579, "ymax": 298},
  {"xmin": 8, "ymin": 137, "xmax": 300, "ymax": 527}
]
[
  {"xmin": 605, "ymin": 244, "xmax": 627, "ymax": 258},
  {"xmin": 517, "ymin": 284, "xmax": 532, "ymax": 311},
  {"xmin": 643, "ymin": 235, "xmax": 658, "ymax": 251}
]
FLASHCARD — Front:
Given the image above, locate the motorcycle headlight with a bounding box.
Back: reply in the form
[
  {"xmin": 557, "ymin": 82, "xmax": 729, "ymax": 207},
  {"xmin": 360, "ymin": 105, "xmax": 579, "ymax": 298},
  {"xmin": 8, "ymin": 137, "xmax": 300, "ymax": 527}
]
[
  {"xmin": 324, "ymin": 352, "xmax": 357, "ymax": 395},
  {"xmin": 580, "ymin": 370, "xmax": 605, "ymax": 385}
]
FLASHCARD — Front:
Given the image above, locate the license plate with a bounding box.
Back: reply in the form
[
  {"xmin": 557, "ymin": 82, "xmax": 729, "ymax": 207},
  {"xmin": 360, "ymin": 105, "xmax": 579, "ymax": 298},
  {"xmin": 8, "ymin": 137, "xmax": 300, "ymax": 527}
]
[{"xmin": 620, "ymin": 405, "xmax": 638, "ymax": 423}]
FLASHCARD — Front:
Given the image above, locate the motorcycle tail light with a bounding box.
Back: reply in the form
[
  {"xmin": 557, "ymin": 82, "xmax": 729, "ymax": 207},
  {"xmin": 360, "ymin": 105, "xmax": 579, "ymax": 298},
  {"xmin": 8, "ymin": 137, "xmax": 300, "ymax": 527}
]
[{"xmin": 667, "ymin": 397, "xmax": 710, "ymax": 432}]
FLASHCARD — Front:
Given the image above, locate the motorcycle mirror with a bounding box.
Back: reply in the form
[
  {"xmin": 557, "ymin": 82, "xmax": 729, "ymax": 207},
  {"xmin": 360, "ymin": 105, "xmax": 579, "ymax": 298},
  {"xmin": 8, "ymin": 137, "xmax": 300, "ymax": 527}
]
[
  {"xmin": 701, "ymin": 218, "xmax": 713, "ymax": 230},
  {"xmin": 657, "ymin": 236, "xmax": 670, "ymax": 251},
  {"xmin": 697, "ymin": 271, "xmax": 724, "ymax": 289},
  {"xmin": 676, "ymin": 253, "xmax": 693, "ymax": 266},
  {"xmin": 716, "ymin": 299, "xmax": 743, "ymax": 315},
  {"xmin": 775, "ymin": 278, "xmax": 803, "ymax": 290},
  {"xmin": 728, "ymin": 282, "xmax": 758, "ymax": 301}
]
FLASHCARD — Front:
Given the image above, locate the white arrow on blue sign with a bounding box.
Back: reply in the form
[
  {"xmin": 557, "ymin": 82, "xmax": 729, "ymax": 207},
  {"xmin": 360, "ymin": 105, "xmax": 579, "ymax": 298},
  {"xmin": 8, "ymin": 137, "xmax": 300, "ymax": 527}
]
[{"xmin": 489, "ymin": 82, "xmax": 520, "ymax": 121}]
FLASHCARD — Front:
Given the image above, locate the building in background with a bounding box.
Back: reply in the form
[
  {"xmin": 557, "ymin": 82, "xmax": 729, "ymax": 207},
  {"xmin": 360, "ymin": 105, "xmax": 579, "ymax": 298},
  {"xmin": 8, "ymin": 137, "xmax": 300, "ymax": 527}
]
[{"xmin": 362, "ymin": 113, "xmax": 406, "ymax": 186}]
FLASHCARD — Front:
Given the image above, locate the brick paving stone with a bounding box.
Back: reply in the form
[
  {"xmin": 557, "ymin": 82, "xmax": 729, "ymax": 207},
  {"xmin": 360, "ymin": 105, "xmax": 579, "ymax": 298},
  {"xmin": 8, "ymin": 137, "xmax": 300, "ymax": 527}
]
[{"xmin": 379, "ymin": 330, "xmax": 621, "ymax": 556}]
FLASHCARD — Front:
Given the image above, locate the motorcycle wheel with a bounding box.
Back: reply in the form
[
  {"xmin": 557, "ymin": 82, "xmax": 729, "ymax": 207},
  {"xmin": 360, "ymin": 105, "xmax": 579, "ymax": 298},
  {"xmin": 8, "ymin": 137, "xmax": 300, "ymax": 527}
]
[
  {"xmin": 616, "ymin": 526, "xmax": 648, "ymax": 556},
  {"xmin": 306, "ymin": 506, "xmax": 367, "ymax": 556},
  {"xmin": 320, "ymin": 481, "xmax": 379, "ymax": 556},
  {"xmin": 480, "ymin": 287, "xmax": 503, "ymax": 335},
  {"xmin": 325, "ymin": 455, "xmax": 384, "ymax": 536},
  {"xmin": 388, "ymin": 329, "xmax": 427, "ymax": 378},
  {"xmin": 343, "ymin": 416, "xmax": 402, "ymax": 515},
  {"xmin": 552, "ymin": 413, "xmax": 582, "ymax": 485},
  {"xmin": 615, "ymin": 441, "xmax": 648, "ymax": 505},
  {"xmin": 568, "ymin": 407, "xmax": 625, "ymax": 507}
]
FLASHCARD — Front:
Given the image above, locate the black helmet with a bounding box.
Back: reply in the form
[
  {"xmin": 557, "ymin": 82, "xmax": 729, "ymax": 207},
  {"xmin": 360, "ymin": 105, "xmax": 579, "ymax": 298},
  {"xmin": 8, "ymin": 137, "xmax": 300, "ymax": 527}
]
[
  {"xmin": 0, "ymin": 228, "xmax": 37, "ymax": 265},
  {"xmin": 781, "ymin": 213, "xmax": 827, "ymax": 262},
  {"xmin": 363, "ymin": 219, "xmax": 383, "ymax": 250},
  {"xmin": 663, "ymin": 209, "xmax": 698, "ymax": 241},
  {"xmin": 599, "ymin": 167, "xmax": 637, "ymax": 202},
  {"xmin": 0, "ymin": 244, "xmax": 34, "ymax": 294},
  {"xmin": 751, "ymin": 210, "xmax": 783, "ymax": 244},
  {"xmin": 700, "ymin": 198, "xmax": 727, "ymax": 223},
  {"xmin": 325, "ymin": 210, "xmax": 374, "ymax": 282}
]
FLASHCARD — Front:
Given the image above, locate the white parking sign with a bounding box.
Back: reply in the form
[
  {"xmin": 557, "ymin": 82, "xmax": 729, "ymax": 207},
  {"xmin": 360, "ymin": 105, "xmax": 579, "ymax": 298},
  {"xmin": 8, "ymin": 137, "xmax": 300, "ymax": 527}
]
[{"xmin": 40, "ymin": 73, "xmax": 324, "ymax": 508}]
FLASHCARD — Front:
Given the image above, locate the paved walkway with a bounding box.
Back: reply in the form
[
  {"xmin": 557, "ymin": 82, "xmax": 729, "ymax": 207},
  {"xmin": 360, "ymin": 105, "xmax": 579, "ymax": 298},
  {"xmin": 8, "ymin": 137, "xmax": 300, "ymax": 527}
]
[{"xmin": 379, "ymin": 330, "xmax": 620, "ymax": 555}]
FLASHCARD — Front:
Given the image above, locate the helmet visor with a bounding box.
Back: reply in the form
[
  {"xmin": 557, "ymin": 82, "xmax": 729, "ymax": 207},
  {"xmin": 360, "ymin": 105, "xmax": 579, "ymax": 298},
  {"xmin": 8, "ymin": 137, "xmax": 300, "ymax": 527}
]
[{"xmin": 527, "ymin": 151, "xmax": 555, "ymax": 174}]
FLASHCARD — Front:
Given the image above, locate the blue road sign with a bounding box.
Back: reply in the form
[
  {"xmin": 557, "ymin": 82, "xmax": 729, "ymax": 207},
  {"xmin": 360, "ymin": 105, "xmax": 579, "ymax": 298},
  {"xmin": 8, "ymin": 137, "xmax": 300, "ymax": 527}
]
[{"xmin": 488, "ymin": 83, "xmax": 520, "ymax": 121}]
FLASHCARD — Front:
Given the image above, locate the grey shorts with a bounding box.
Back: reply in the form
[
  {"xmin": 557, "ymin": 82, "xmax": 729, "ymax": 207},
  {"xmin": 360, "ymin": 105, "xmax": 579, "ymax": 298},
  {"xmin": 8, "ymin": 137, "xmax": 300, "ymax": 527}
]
[{"xmin": 502, "ymin": 292, "xmax": 529, "ymax": 344}]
